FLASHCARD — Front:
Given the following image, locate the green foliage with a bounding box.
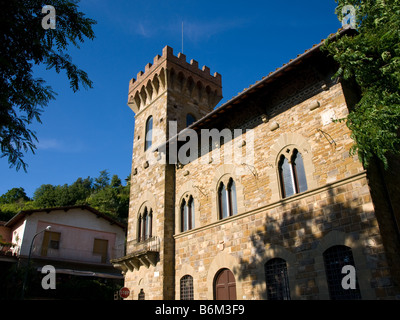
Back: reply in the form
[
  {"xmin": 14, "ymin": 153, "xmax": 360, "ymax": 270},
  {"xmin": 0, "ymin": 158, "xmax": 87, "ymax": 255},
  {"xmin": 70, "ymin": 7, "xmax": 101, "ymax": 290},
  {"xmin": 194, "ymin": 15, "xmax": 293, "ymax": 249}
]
[
  {"xmin": 0, "ymin": 201, "xmax": 35, "ymax": 222},
  {"xmin": 87, "ymin": 173, "xmax": 129, "ymax": 222},
  {"xmin": 94, "ymin": 170, "xmax": 110, "ymax": 190},
  {"xmin": 324, "ymin": 0, "xmax": 400, "ymax": 168},
  {"xmin": 0, "ymin": 187, "xmax": 35, "ymax": 221},
  {"xmin": 0, "ymin": 170, "xmax": 130, "ymax": 224},
  {"xmin": 0, "ymin": 0, "xmax": 96, "ymax": 171},
  {"xmin": 0, "ymin": 187, "xmax": 30, "ymax": 204}
]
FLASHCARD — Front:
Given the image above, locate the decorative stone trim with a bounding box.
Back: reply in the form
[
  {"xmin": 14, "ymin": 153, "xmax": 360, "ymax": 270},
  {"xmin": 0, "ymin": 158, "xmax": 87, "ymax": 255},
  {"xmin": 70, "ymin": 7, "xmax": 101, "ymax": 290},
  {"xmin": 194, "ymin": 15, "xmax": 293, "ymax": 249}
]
[
  {"xmin": 175, "ymin": 181, "xmax": 201, "ymax": 234},
  {"xmin": 128, "ymin": 192, "xmax": 158, "ymax": 244},
  {"xmin": 173, "ymin": 171, "xmax": 367, "ymax": 239},
  {"xmin": 269, "ymin": 121, "xmax": 279, "ymax": 131},
  {"xmin": 266, "ymin": 133, "xmax": 317, "ymax": 202},
  {"xmin": 211, "ymin": 164, "xmax": 246, "ymax": 223},
  {"xmin": 308, "ymin": 100, "xmax": 320, "ymax": 111}
]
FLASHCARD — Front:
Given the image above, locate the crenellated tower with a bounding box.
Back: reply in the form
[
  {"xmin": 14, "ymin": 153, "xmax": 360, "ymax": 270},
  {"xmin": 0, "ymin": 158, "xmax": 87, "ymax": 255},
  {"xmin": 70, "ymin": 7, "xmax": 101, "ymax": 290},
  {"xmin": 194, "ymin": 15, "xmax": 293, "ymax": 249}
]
[
  {"xmin": 115, "ymin": 46, "xmax": 222, "ymax": 300},
  {"xmin": 127, "ymin": 45, "xmax": 222, "ymax": 133}
]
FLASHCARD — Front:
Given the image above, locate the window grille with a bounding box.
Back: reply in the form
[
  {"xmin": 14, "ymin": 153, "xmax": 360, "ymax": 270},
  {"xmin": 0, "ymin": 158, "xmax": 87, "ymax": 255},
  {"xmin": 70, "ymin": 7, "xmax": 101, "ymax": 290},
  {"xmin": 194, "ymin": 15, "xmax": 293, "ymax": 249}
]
[
  {"xmin": 180, "ymin": 275, "xmax": 194, "ymax": 300},
  {"xmin": 323, "ymin": 245, "xmax": 361, "ymax": 300},
  {"xmin": 264, "ymin": 258, "xmax": 291, "ymax": 300}
]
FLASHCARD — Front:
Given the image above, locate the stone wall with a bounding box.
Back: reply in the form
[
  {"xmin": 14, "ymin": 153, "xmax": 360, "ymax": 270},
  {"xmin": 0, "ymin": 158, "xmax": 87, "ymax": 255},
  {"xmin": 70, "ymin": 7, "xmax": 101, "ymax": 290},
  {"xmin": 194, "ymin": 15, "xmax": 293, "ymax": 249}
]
[
  {"xmin": 173, "ymin": 82, "xmax": 399, "ymax": 299},
  {"xmin": 122, "ymin": 45, "xmax": 400, "ymax": 300},
  {"xmin": 124, "ymin": 46, "xmax": 222, "ymax": 299}
]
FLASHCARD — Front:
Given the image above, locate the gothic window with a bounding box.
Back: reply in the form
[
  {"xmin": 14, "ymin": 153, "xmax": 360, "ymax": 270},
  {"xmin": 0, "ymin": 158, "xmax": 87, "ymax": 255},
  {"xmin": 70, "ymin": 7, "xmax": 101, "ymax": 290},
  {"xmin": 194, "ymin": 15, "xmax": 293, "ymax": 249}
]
[
  {"xmin": 137, "ymin": 214, "xmax": 142, "ymax": 242},
  {"xmin": 145, "ymin": 116, "xmax": 153, "ymax": 151},
  {"xmin": 186, "ymin": 114, "xmax": 196, "ymax": 127},
  {"xmin": 180, "ymin": 275, "xmax": 194, "ymax": 300},
  {"xmin": 218, "ymin": 178, "xmax": 237, "ymax": 220},
  {"xmin": 292, "ymin": 149, "xmax": 308, "ymax": 193},
  {"xmin": 323, "ymin": 245, "xmax": 361, "ymax": 300},
  {"xmin": 278, "ymin": 148, "xmax": 308, "ymax": 198},
  {"xmin": 181, "ymin": 196, "xmax": 195, "ymax": 232},
  {"xmin": 264, "ymin": 258, "xmax": 291, "ymax": 300},
  {"xmin": 138, "ymin": 207, "xmax": 153, "ymax": 242}
]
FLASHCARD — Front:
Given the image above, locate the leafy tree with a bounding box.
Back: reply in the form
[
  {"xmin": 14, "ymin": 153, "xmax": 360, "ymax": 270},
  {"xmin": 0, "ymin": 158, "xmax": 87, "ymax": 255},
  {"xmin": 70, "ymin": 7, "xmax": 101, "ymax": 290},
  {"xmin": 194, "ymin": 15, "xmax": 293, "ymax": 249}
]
[
  {"xmin": 88, "ymin": 173, "xmax": 130, "ymax": 222},
  {"xmin": 94, "ymin": 170, "xmax": 110, "ymax": 190},
  {"xmin": 0, "ymin": 187, "xmax": 30, "ymax": 204},
  {"xmin": 69, "ymin": 176, "xmax": 93, "ymax": 204},
  {"xmin": 2, "ymin": 171, "xmax": 129, "ymax": 223},
  {"xmin": 110, "ymin": 174, "xmax": 122, "ymax": 188},
  {"xmin": 0, "ymin": 0, "xmax": 96, "ymax": 171},
  {"xmin": 0, "ymin": 187, "xmax": 33, "ymax": 221},
  {"xmin": 324, "ymin": 0, "xmax": 400, "ymax": 168},
  {"xmin": 87, "ymin": 186, "xmax": 119, "ymax": 216},
  {"xmin": 32, "ymin": 184, "xmax": 58, "ymax": 208}
]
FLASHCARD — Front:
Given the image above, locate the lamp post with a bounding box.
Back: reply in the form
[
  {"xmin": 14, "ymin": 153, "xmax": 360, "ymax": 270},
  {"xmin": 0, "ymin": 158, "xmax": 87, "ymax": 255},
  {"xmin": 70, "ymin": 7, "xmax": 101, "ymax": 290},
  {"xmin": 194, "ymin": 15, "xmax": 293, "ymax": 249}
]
[{"xmin": 21, "ymin": 225, "xmax": 51, "ymax": 300}]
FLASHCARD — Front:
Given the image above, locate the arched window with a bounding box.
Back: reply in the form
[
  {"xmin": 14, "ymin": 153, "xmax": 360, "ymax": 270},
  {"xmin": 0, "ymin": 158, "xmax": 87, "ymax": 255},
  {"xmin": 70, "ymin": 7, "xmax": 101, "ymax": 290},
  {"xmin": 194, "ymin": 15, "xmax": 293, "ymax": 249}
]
[
  {"xmin": 138, "ymin": 207, "xmax": 153, "ymax": 242},
  {"xmin": 137, "ymin": 214, "xmax": 142, "ymax": 242},
  {"xmin": 186, "ymin": 114, "xmax": 196, "ymax": 127},
  {"xmin": 145, "ymin": 116, "xmax": 153, "ymax": 151},
  {"xmin": 218, "ymin": 178, "xmax": 237, "ymax": 220},
  {"xmin": 292, "ymin": 149, "xmax": 308, "ymax": 193},
  {"xmin": 189, "ymin": 197, "xmax": 195, "ymax": 229},
  {"xmin": 228, "ymin": 179, "xmax": 237, "ymax": 216},
  {"xmin": 323, "ymin": 245, "xmax": 361, "ymax": 300},
  {"xmin": 146, "ymin": 210, "xmax": 153, "ymax": 239},
  {"xmin": 181, "ymin": 196, "xmax": 195, "ymax": 232},
  {"xmin": 264, "ymin": 258, "xmax": 291, "ymax": 300},
  {"xmin": 180, "ymin": 275, "xmax": 194, "ymax": 300},
  {"xmin": 218, "ymin": 183, "xmax": 228, "ymax": 219},
  {"xmin": 278, "ymin": 149, "xmax": 308, "ymax": 198}
]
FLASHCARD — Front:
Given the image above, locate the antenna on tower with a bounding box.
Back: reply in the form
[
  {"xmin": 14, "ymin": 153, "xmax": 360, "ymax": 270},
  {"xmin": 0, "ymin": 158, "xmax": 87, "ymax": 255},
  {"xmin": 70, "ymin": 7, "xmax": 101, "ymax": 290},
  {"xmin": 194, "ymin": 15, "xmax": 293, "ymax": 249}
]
[{"xmin": 182, "ymin": 21, "xmax": 184, "ymax": 53}]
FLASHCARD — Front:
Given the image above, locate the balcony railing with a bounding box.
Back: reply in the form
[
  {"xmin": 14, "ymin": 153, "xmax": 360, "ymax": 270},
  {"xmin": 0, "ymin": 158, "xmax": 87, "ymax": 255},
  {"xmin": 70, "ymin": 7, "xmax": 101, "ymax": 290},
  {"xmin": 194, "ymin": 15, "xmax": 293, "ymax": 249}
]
[
  {"xmin": 111, "ymin": 236, "xmax": 160, "ymax": 272},
  {"xmin": 126, "ymin": 236, "xmax": 160, "ymax": 256}
]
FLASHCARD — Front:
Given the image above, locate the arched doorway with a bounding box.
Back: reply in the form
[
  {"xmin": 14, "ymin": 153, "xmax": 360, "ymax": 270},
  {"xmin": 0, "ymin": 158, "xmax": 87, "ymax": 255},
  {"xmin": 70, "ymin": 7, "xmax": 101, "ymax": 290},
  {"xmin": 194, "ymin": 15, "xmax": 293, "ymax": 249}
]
[{"xmin": 214, "ymin": 268, "xmax": 237, "ymax": 300}]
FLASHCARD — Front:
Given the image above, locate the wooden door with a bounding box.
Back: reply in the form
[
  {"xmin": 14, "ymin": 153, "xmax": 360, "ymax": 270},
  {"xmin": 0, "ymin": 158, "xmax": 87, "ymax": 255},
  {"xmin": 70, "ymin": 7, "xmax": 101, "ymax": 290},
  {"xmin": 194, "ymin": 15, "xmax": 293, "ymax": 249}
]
[{"xmin": 215, "ymin": 269, "xmax": 237, "ymax": 300}]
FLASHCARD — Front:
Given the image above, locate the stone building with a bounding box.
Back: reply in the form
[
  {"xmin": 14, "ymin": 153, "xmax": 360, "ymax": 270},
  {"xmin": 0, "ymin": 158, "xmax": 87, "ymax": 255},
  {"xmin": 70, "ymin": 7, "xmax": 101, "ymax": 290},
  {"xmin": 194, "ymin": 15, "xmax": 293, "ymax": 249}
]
[{"xmin": 112, "ymin": 29, "xmax": 400, "ymax": 300}]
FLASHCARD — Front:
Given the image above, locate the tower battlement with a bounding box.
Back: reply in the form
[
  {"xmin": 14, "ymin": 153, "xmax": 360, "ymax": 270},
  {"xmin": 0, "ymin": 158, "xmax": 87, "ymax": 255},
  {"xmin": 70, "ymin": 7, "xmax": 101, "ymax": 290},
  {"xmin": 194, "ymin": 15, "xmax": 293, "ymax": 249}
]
[
  {"xmin": 127, "ymin": 46, "xmax": 223, "ymax": 115},
  {"xmin": 130, "ymin": 46, "xmax": 222, "ymax": 88}
]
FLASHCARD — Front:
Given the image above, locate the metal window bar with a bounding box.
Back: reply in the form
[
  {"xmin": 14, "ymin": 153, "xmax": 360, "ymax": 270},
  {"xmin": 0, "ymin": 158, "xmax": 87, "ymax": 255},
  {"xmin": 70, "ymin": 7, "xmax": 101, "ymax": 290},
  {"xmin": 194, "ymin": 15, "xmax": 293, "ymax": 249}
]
[
  {"xmin": 323, "ymin": 245, "xmax": 361, "ymax": 300},
  {"xmin": 265, "ymin": 258, "xmax": 291, "ymax": 300},
  {"xmin": 126, "ymin": 236, "xmax": 160, "ymax": 256},
  {"xmin": 180, "ymin": 275, "xmax": 194, "ymax": 300}
]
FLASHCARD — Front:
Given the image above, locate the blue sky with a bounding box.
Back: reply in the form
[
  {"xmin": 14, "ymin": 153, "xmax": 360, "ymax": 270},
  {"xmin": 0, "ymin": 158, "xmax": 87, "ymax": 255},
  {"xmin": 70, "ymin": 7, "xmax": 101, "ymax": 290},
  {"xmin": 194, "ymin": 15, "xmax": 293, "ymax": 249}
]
[{"xmin": 0, "ymin": 0, "xmax": 342, "ymax": 198}]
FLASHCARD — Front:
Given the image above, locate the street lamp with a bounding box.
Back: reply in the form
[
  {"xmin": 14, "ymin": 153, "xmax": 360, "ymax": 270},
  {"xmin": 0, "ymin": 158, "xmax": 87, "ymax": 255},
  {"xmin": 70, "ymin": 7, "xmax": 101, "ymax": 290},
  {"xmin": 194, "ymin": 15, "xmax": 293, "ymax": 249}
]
[{"xmin": 21, "ymin": 225, "xmax": 51, "ymax": 300}]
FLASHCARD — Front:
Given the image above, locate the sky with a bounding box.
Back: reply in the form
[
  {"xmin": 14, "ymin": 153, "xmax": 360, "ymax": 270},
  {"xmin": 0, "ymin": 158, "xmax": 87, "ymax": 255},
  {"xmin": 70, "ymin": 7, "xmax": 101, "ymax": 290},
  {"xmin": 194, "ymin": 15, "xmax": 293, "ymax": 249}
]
[{"xmin": 0, "ymin": 0, "xmax": 342, "ymax": 198}]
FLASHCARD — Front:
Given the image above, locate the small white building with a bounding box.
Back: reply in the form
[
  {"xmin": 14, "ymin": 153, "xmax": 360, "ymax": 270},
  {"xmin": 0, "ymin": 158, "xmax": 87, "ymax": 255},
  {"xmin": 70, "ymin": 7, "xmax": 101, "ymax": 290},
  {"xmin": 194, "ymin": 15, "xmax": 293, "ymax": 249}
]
[{"xmin": 1, "ymin": 205, "xmax": 126, "ymax": 280}]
